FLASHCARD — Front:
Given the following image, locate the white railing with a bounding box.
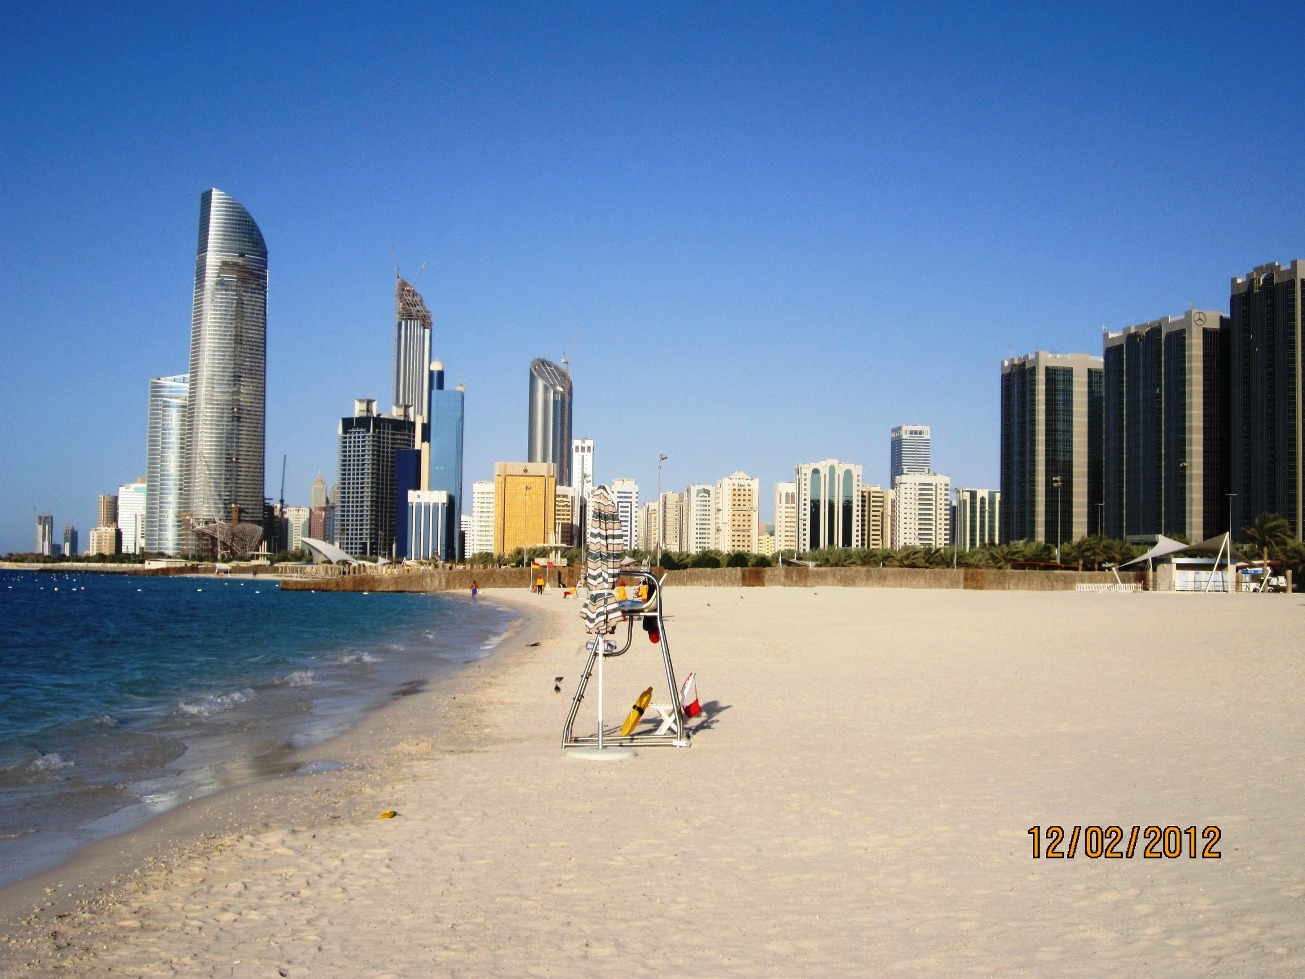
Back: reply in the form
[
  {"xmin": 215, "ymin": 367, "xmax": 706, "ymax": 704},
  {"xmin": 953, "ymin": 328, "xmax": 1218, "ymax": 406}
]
[{"xmin": 1075, "ymin": 582, "xmax": 1142, "ymax": 593}]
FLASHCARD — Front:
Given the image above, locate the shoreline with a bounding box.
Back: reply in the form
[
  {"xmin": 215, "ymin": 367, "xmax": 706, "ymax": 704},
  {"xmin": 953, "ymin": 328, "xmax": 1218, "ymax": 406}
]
[
  {"xmin": 2, "ymin": 587, "xmax": 1300, "ymax": 976},
  {"xmin": 0, "ymin": 589, "xmax": 549, "ymax": 951}
]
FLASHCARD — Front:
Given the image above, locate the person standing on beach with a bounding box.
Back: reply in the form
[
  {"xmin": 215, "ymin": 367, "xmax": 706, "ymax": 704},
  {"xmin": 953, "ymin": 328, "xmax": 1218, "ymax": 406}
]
[{"xmin": 470, "ymin": 580, "xmax": 478, "ymax": 598}]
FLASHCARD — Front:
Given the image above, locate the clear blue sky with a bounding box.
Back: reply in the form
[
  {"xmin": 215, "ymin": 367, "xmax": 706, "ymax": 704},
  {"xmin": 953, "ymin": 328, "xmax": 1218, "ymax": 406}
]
[{"xmin": 3, "ymin": 1, "xmax": 1303, "ymax": 553}]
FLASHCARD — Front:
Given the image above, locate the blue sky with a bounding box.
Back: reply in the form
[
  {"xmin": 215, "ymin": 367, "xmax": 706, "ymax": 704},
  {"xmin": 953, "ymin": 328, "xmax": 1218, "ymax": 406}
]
[{"xmin": 3, "ymin": 1, "xmax": 1303, "ymax": 553}]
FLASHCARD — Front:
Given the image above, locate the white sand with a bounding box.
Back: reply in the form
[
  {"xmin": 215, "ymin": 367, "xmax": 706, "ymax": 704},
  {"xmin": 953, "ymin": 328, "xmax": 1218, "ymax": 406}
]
[{"xmin": 2, "ymin": 586, "xmax": 1302, "ymax": 977}]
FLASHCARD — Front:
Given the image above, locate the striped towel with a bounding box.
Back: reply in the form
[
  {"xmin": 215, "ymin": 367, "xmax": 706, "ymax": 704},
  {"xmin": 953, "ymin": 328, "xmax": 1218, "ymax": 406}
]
[{"xmin": 582, "ymin": 486, "xmax": 625, "ymax": 634}]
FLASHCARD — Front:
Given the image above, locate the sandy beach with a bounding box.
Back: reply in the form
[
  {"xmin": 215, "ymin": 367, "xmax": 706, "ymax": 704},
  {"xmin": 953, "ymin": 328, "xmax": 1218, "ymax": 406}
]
[{"xmin": 1, "ymin": 585, "xmax": 1302, "ymax": 977}]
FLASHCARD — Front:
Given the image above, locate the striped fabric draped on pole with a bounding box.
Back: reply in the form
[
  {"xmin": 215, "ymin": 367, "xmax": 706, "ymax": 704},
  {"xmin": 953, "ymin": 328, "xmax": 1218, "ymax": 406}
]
[{"xmin": 582, "ymin": 486, "xmax": 624, "ymax": 634}]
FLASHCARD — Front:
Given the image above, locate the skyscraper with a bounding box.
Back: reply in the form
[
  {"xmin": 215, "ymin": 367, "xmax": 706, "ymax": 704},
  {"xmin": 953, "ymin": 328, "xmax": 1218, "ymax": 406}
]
[
  {"xmin": 394, "ymin": 278, "xmax": 432, "ymax": 417},
  {"xmin": 118, "ymin": 478, "xmax": 147, "ymax": 555},
  {"xmin": 336, "ymin": 399, "xmax": 414, "ymax": 558},
  {"xmin": 571, "ymin": 438, "xmax": 594, "ymax": 497},
  {"xmin": 1103, "ymin": 310, "xmax": 1228, "ymax": 541},
  {"xmin": 493, "ymin": 462, "xmax": 556, "ymax": 555},
  {"xmin": 890, "ymin": 425, "xmax": 931, "ymax": 480},
  {"xmin": 412, "ymin": 361, "xmax": 465, "ymax": 561},
  {"xmin": 182, "ymin": 189, "xmax": 267, "ymax": 548},
  {"xmin": 861, "ymin": 485, "xmax": 894, "ymax": 549},
  {"xmin": 682, "ymin": 485, "xmax": 716, "ymax": 554},
  {"xmin": 1229, "ymin": 260, "xmax": 1305, "ymax": 539},
  {"xmin": 1000, "ymin": 351, "xmax": 1103, "ymax": 546},
  {"xmin": 715, "ymin": 472, "xmax": 759, "ymax": 554},
  {"xmin": 146, "ymin": 374, "xmax": 188, "ymax": 554},
  {"xmin": 611, "ymin": 478, "xmax": 639, "ymax": 552},
  {"xmin": 894, "ymin": 473, "xmax": 951, "ymax": 548},
  {"xmin": 773, "ymin": 482, "xmax": 797, "ymax": 556},
  {"xmin": 953, "ymin": 488, "xmax": 1000, "ymax": 550},
  {"xmin": 528, "ymin": 359, "xmax": 572, "ymax": 487},
  {"xmin": 796, "ymin": 460, "xmax": 863, "ymax": 551},
  {"xmin": 34, "ymin": 513, "xmax": 53, "ymax": 557},
  {"xmin": 311, "ymin": 473, "xmax": 328, "ymax": 507},
  {"xmin": 470, "ymin": 480, "xmax": 495, "ymax": 557}
]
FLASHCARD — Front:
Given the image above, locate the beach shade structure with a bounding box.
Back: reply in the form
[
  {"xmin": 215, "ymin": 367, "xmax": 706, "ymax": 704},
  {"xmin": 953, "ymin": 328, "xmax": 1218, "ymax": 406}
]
[
  {"xmin": 1119, "ymin": 533, "xmax": 1248, "ymax": 592},
  {"xmin": 564, "ymin": 488, "xmax": 689, "ymax": 753}
]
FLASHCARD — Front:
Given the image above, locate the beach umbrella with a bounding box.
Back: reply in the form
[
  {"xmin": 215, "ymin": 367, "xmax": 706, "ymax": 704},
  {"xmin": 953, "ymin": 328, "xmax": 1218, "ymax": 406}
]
[{"xmin": 582, "ymin": 485, "xmax": 624, "ymax": 635}]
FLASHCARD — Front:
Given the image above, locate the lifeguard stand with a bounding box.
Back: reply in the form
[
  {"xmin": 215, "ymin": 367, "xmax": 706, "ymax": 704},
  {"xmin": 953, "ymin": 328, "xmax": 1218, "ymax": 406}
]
[{"xmin": 562, "ymin": 487, "xmax": 689, "ymax": 751}]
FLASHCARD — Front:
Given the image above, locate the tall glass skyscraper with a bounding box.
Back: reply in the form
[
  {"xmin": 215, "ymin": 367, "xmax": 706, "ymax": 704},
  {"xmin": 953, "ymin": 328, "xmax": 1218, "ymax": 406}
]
[
  {"xmin": 425, "ymin": 361, "xmax": 465, "ymax": 560},
  {"xmin": 394, "ymin": 278, "xmax": 432, "ymax": 416},
  {"xmin": 528, "ymin": 358, "xmax": 572, "ymax": 486},
  {"xmin": 999, "ymin": 351, "xmax": 1103, "ymax": 545},
  {"xmin": 1103, "ymin": 311, "xmax": 1228, "ymax": 542},
  {"xmin": 1229, "ymin": 260, "xmax": 1305, "ymax": 539},
  {"xmin": 146, "ymin": 373, "xmax": 188, "ymax": 554},
  {"xmin": 182, "ymin": 189, "xmax": 267, "ymax": 541}
]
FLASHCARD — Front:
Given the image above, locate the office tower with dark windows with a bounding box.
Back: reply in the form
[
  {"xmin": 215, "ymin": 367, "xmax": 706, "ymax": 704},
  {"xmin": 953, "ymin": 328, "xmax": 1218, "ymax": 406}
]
[
  {"xmin": 1103, "ymin": 310, "xmax": 1229, "ymax": 542},
  {"xmin": 146, "ymin": 373, "xmax": 188, "ymax": 554},
  {"xmin": 394, "ymin": 278, "xmax": 432, "ymax": 417},
  {"xmin": 528, "ymin": 358, "xmax": 572, "ymax": 487},
  {"xmin": 62, "ymin": 524, "xmax": 78, "ymax": 557},
  {"xmin": 182, "ymin": 189, "xmax": 267, "ymax": 550},
  {"xmin": 999, "ymin": 352, "xmax": 1103, "ymax": 546},
  {"xmin": 796, "ymin": 460, "xmax": 863, "ymax": 551},
  {"xmin": 1229, "ymin": 260, "xmax": 1305, "ymax": 539},
  {"xmin": 890, "ymin": 425, "xmax": 931, "ymax": 481},
  {"xmin": 336, "ymin": 399, "xmax": 415, "ymax": 558}
]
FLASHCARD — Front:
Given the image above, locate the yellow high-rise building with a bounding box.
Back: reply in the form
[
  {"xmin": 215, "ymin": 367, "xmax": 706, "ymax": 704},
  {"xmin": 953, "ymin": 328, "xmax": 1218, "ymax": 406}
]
[{"xmin": 493, "ymin": 462, "xmax": 556, "ymax": 556}]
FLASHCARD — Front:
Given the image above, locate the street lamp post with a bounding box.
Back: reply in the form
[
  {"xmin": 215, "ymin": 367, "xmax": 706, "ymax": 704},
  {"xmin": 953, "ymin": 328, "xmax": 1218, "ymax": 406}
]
[
  {"xmin": 1052, "ymin": 475, "xmax": 1063, "ymax": 566},
  {"xmin": 656, "ymin": 453, "xmax": 667, "ymax": 568}
]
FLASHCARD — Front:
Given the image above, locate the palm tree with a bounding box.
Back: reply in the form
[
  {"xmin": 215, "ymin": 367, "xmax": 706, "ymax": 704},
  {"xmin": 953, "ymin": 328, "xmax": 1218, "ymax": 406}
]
[{"xmin": 1244, "ymin": 512, "xmax": 1292, "ymax": 565}]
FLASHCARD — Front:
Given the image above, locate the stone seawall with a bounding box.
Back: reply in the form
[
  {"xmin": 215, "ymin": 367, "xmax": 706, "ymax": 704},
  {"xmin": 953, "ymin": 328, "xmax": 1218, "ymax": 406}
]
[{"xmin": 279, "ymin": 565, "xmax": 1138, "ymax": 594}]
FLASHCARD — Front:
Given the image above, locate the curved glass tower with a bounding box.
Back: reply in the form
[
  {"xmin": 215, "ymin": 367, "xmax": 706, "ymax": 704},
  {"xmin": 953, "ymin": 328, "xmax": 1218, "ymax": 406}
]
[
  {"xmin": 183, "ymin": 189, "xmax": 268, "ymax": 536},
  {"xmin": 528, "ymin": 358, "xmax": 572, "ymax": 487}
]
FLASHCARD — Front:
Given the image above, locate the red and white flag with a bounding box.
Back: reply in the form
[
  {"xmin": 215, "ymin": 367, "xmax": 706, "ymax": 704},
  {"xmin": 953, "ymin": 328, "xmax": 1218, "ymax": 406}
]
[{"xmin": 679, "ymin": 672, "xmax": 701, "ymax": 718}]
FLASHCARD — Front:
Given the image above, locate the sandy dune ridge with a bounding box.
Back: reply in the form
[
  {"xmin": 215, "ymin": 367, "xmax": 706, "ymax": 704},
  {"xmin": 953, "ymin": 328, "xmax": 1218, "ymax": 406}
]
[{"xmin": 1, "ymin": 586, "xmax": 1302, "ymax": 977}]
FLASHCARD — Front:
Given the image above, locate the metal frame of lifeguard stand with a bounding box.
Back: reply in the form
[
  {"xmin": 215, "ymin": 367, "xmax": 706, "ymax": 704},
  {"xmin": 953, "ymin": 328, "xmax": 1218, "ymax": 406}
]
[{"xmin": 562, "ymin": 569, "xmax": 690, "ymax": 748}]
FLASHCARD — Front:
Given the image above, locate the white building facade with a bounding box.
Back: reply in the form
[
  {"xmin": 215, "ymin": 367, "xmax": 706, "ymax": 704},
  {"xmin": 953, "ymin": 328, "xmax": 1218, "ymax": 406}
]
[
  {"xmin": 796, "ymin": 460, "xmax": 863, "ymax": 552},
  {"xmin": 773, "ymin": 481, "xmax": 797, "ymax": 556},
  {"xmin": 469, "ymin": 479, "xmax": 495, "ymax": 557},
  {"xmin": 611, "ymin": 478, "xmax": 639, "ymax": 552},
  {"xmin": 118, "ymin": 479, "xmax": 147, "ymax": 555},
  {"xmin": 681, "ymin": 484, "xmax": 716, "ymax": 554},
  {"xmin": 894, "ymin": 473, "xmax": 951, "ymax": 548},
  {"xmin": 715, "ymin": 471, "xmax": 759, "ymax": 553}
]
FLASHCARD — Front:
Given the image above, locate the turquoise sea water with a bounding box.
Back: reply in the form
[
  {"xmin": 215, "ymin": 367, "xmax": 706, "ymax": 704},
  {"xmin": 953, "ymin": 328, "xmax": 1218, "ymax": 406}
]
[{"xmin": 0, "ymin": 570, "xmax": 514, "ymax": 887}]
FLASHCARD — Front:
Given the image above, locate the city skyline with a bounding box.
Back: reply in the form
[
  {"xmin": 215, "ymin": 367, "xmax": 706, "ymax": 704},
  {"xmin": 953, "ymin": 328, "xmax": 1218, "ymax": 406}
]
[{"xmin": 5, "ymin": 4, "xmax": 1305, "ymax": 553}]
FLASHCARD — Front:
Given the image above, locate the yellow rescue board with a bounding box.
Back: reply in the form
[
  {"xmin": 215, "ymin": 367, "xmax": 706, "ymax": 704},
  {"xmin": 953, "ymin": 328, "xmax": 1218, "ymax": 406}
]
[{"xmin": 620, "ymin": 686, "xmax": 655, "ymax": 736}]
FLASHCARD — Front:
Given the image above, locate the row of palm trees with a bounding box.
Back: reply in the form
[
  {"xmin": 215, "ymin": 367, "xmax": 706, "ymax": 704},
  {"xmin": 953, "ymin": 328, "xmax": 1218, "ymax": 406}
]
[{"xmin": 464, "ymin": 512, "xmax": 1301, "ymax": 581}]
